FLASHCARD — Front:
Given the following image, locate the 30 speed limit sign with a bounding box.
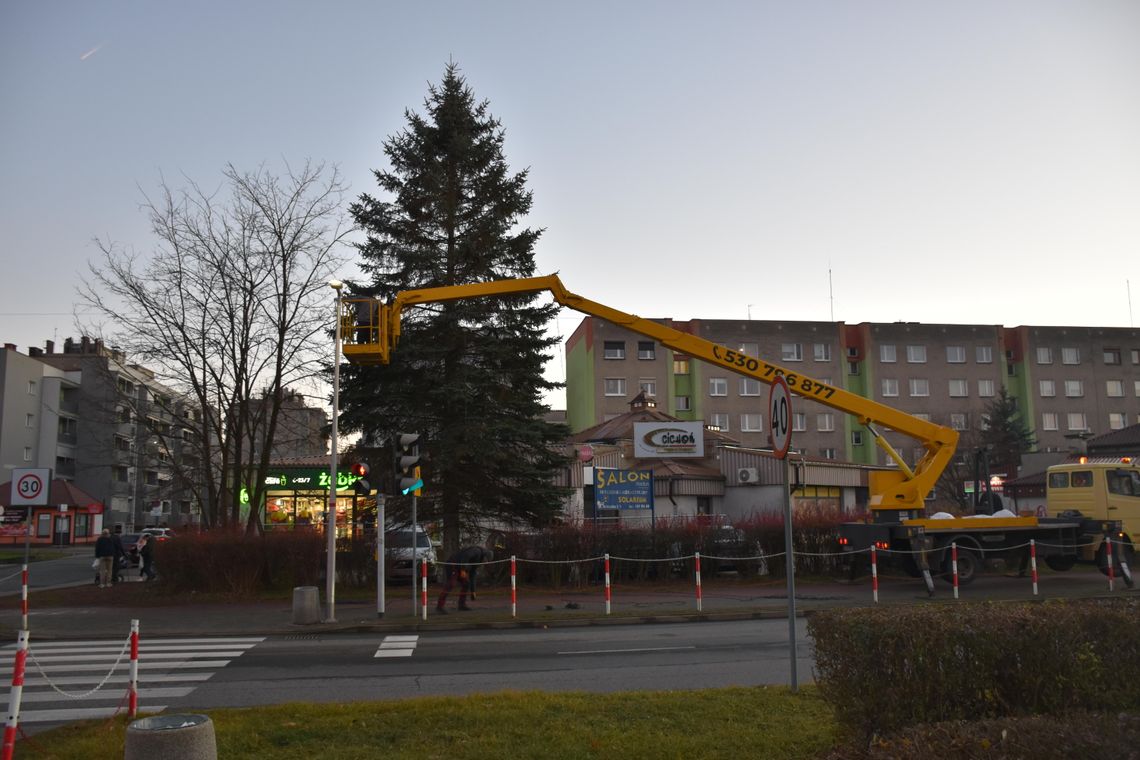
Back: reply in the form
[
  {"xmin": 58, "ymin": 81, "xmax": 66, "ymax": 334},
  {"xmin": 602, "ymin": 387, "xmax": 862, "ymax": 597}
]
[
  {"xmin": 768, "ymin": 376, "xmax": 792, "ymax": 460},
  {"xmin": 11, "ymin": 468, "xmax": 51, "ymax": 506}
]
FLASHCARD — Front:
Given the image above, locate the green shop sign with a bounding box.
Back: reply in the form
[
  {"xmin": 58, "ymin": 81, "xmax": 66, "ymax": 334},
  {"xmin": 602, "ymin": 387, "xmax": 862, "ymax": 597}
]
[{"xmin": 240, "ymin": 469, "xmax": 362, "ymax": 504}]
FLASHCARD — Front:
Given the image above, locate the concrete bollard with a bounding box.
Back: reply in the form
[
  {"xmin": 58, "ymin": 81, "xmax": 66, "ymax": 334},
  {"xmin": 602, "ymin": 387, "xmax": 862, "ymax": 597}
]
[
  {"xmin": 124, "ymin": 714, "xmax": 216, "ymax": 760},
  {"xmin": 292, "ymin": 586, "xmax": 320, "ymax": 625}
]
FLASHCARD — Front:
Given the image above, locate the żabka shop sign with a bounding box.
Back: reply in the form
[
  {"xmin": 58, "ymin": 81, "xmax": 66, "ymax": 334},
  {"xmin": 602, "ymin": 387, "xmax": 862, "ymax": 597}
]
[{"xmin": 633, "ymin": 421, "xmax": 705, "ymax": 459}]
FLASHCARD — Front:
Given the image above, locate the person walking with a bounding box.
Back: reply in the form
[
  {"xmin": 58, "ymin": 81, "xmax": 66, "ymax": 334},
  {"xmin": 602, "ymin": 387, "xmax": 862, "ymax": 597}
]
[
  {"xmin": 436, "ymin": 545, "xmax": 492, "ymax": 613},
  {"xmin": 94, "ymin": 529, "xmax": 116, "ymax": 589},
  {"xmin": 138, "ymin": 533, "xmax": 156, "ymax": 581},
  {"xmin": 110, "ymin": 531, "xmax": 126, "ymax": 584}
]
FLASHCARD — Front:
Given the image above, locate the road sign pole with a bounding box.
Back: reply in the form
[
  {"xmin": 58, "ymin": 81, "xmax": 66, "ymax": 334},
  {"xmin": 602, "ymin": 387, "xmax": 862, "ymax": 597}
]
[{"xmin": 768, "ymin": 377, "xmax": 797, "ymax": 693}]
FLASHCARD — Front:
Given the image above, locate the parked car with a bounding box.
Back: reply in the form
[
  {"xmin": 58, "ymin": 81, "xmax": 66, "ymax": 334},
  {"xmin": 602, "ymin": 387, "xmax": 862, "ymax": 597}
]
[
  {"xmin": 141, "ymin": 527, "xmax": 174, "ymax": 543},
  {"xmin": 384, "ymin": 524, "xmax": 437, "ymax": 581}
]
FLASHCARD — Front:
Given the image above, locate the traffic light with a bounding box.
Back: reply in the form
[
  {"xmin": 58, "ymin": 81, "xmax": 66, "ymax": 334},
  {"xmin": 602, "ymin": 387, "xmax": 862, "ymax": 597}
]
[
  {"xmin": 394, "ymin": 433, "xmax": 423, "ymax": 496},
  {"xmin": 351, "ymin": 462, "xmax": 372, "ymax": 496}
]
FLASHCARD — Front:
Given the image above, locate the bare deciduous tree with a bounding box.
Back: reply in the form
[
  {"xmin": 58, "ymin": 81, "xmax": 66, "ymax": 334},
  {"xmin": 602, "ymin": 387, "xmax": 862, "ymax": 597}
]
[{"xmin": 80, "ymin": 161, "xmax": 348, "ymax": 532}]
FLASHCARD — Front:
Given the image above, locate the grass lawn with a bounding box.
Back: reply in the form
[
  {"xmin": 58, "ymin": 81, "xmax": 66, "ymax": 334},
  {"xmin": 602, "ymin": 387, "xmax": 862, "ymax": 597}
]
[
  {"xmin": 0, "ymin": 549, "xmax": 69, "ymax": 563},
  {"xmin": 19, "ymin": 686, "xmax": 841, "ymax": 760}
]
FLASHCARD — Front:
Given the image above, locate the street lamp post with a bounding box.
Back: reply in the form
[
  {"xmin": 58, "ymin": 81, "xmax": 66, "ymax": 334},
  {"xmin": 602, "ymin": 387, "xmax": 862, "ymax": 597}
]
[{"xmin": 326, "ymin": 279, "xmax": 343, "ymax": 623}]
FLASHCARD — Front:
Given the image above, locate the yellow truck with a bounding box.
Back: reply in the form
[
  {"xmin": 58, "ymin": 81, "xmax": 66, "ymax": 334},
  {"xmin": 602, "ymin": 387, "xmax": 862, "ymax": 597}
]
[{"xmin": 1045, "ymin": 460, "xmax": 1139, "ymax": 573}]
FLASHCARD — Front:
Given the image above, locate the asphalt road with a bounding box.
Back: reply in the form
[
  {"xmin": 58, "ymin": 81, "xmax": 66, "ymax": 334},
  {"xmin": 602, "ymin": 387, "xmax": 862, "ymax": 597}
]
[{"xmin": 169, "ymin": 618, "xmax": 814, "ymax": 710}]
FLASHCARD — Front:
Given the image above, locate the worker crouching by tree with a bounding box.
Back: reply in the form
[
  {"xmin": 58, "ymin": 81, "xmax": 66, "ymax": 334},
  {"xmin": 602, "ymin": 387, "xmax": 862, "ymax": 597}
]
[{"xmin": 436, "ymin": 546, "xmax": 493, "ymax": 613}]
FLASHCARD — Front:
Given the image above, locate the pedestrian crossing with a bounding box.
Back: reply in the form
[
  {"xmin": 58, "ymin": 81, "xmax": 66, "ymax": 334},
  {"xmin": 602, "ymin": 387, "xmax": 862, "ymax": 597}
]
[
  {"xmin": 1, "ymin": 636, "xmax": 264, "ymax": 727},
  {"xmin": 374, "ymin": 635, "xmax": 419, "ymax": 658}
]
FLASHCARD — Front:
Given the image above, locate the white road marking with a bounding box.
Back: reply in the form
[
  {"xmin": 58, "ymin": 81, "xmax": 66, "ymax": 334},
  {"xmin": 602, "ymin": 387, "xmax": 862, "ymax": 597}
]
[
  {"xmin": 374, "ymin": 634, "xmax": 419, "ymax": 658},
  {"xmin": 557, "ymin": 646, "xmax": 697, "ymax": 655}
]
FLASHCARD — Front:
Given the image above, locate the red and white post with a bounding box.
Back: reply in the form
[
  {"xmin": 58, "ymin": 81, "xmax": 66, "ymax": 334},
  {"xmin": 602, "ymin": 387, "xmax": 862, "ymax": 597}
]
[
  {"xmin": 1105, "ymin": 536, "xmax": 1115, "ymax": 592},
  {"xmin": 510, "ymin": 555, "xmax": 517, "ymax": 619},
  {"xmin": 870, "ymin": 546, "xmax": 879, "ymax": 604},
  {"xmin": 19, "ymin": 565, "xmax": 28, "ymax": 632},
  {"xmin": 128, "ymin": 619, "xmax": 140, "ymax": 718},
  {"xmin": 603, "ymin": 553, "xmax": 612, "ymax": 615},
  {"xmin": 694, "ymin": 552, "xmax": 703, "ymax": 612},
  {"xmin": 420, "ymin": 558, "xmax": 429, "ymax": 621},
  {"xmin": 1, "ymin": 630, "xmax": 29, "ymax": 760},
  {"xmin": 951, "ymin": 542, "xmax": 960, "ymax": 600},
  {"xmin": 1029, "ymin": 540, "xmax": 1039, "ymax": 596}
]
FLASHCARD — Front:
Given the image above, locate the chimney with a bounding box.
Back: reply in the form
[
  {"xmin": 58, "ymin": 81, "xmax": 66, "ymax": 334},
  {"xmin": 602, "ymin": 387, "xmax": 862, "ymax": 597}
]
[
  {"xmin": 3, "ymin": 343, "xmax": 16, "ymax": 351},
  {"xmin": 64, "ymin": 337, "xmax": 75, "ymax": 353},
  {"xmin": 28, "ymin": 347, "xmax": 43, "ymax": 357},
  {"xmin": 45, "ymin": 340, "xmax": 54, "ymax": 354},
  {"xmin": 80, "ymin": 336, "xmax": 91, "ymax": 353}
]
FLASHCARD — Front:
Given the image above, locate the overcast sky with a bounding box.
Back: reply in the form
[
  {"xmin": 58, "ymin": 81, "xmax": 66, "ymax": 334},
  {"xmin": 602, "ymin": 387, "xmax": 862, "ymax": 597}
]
[{"xmin": 3, "ymin": 1, "xmax": 1138, "ymax": 408}]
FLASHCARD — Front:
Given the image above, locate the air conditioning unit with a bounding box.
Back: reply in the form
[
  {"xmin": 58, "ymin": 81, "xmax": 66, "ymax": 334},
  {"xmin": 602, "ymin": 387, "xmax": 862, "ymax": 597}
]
[{"xmin": 737, "ymin": 467, "xmax": 759, "ymax": 483}]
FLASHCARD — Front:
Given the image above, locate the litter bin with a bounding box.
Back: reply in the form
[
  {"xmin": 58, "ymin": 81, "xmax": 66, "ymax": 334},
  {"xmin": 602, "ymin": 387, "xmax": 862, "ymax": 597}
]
[
  {"xmin": 292, "ymin": 585, "xmax": 320, "ymax": 625},
  {"xmin": 125, "ymin": 713, "xmax": 216, "ymax": 760}
]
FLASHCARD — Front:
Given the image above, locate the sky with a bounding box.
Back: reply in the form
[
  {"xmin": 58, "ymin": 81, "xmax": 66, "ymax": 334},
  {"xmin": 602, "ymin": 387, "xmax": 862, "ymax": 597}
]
[{"xmin": 2, "ymin": 1, "xmax": 1139, "ymax": 410}]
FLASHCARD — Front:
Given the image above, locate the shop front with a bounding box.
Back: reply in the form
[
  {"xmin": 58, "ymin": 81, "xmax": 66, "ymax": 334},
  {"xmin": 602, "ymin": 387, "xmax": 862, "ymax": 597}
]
[
  {"xmin": 252, "ymin": 466, "xmax": 375, "ymax": 538},
  {"xmin": 0, "ymin": 479, "xmax": 105, "ymax": 546}
]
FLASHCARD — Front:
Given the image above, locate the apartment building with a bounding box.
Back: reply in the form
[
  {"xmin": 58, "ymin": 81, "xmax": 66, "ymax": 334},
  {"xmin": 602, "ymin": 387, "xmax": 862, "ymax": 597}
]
[{"xmin": 566, "ymin": 317, "xmax": 1140, "ymax": 471}]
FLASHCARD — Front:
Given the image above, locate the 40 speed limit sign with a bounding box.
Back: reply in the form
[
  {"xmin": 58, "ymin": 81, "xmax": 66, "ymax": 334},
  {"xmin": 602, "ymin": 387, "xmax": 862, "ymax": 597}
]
[{"xmin": 768, "ymin": 376, "xmax": 792, "ymax": 460}]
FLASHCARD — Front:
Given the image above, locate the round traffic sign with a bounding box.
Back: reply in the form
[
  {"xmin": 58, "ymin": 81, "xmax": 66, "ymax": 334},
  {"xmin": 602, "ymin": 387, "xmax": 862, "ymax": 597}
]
[
  {"xmin": 16, "ymin": 473, "xmax": 44, "ymax": 501},
  {"xmin": 769, "ymin": 376, "xmax": 792, "ymax": 459}
]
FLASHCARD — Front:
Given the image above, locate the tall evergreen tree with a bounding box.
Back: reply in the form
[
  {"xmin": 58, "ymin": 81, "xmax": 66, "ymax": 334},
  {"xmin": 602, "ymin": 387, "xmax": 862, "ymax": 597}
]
[
  {"xmin": 340, "ymin": 64, "xmax": 570, "ymax": 553},
  {"xmin": 981, "ymin": 386, "xmax": 1037, "ymax": 476}
]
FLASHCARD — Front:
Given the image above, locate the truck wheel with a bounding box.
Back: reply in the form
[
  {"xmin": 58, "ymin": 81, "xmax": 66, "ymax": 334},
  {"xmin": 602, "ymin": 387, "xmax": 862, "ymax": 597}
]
[
  {"xmin": 943, "ymin": 547, "xmax": 981, "ymax": 585},
  {"xmin": 1044, "ymin": 555, "xmax": 1076, "ymax": 572}
]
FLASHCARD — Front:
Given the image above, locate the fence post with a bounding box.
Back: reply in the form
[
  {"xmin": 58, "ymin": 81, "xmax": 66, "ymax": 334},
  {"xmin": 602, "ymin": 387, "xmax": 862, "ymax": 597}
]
[
  {"xmin": 951, "ymin": 542, "xmax": 959, "ymax": 600},
  {"xmin": 694, "ymin": 552, "xmax": 703, "ymax": 612},
  {"xmin": 604, "ymin": 553, "xmax": 612, "ymax": 615},
  {"xmin": 128, "ymin": 619, "xmax": 140, "ymax": 718},
  {"xmin": 421, "ymin": 558, "xmax": 428, "ymax": 621},
  {"xmin": 1106, "ymin": 536, "xmax": 1114, "ymax": 592},
  {"xmin": 1, "ymin": 630, "xmax": 29, "ymax": 760},
  {"xmin": 1029, "ymin": 540, "xmax": 1038, "ymax": 596},
  {"xmin": 510, "ymin": 555, "xmax": 517, "ymax": 619},
  {"xmin": 870, "ymin": 546, "xmax": 878, "ymax": 604},
  {"xmin": 20, "ymin": 565, "xmax": 28, "ymax": 633}
]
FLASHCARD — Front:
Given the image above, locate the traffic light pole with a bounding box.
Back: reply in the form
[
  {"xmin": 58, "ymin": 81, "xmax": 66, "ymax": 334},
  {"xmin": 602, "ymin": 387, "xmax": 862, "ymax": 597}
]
[
  {"xmin": 411, "ymin": 494, "xmax": 418, "ymax": 617},
  {"xmin": 325, "ymin": 281, "xmax": 343, "ymax": 623}
]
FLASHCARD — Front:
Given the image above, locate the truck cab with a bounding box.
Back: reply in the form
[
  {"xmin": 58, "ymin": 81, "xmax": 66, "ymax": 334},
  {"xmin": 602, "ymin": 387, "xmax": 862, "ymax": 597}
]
[{"xmin": 1046, "ymin": 460, "xmax": 1139, "ymax": 566}]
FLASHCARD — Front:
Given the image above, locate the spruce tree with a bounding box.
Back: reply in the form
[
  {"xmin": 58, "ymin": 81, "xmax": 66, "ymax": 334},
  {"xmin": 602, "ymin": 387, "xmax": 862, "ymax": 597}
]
[
  {"xmin": 981, "ymin": 387, "xmax": 1036, "ymax": 476},
  {"xmin": 340, "ymin": 63, "xmax": 570, "ymax": 552}
]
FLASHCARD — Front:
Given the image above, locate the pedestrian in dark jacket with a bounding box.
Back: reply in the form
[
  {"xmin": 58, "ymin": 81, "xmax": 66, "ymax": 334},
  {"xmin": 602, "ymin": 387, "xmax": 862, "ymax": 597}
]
[
  {"xmin": 110, "ymin": 532, "xmax": 126, "ymax": 584},
  {"xmin": 436, "ymin": 545, "xmax": 492, "ymax": 613},
  {"xmin": 94, "ymin": 529, "xmax": 116, "ymax": 588},
  {"xmin": 138, "ymin": 534, "xmax": 156, "ymax": 581}
]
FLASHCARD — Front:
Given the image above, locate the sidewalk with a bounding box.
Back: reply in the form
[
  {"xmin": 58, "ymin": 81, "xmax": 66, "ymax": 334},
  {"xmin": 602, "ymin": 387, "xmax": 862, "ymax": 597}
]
[{"xmin": 3, "ymin": 569, "xmax": 1131, "ymax": 640}]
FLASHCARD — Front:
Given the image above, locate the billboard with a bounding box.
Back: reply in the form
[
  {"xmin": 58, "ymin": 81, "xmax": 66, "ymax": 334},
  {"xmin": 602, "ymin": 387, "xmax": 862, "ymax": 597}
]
[
  {"xmin": 594, "ymin": 468, "xmax": 653, "ymax": 510},
  {"xmin": 633, "ymin": 421, "xmax": 705, "ymax": 458}
]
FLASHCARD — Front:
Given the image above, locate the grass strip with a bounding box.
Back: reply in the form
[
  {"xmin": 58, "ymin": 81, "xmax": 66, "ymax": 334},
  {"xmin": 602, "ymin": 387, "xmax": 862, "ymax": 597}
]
[{"xmin": 21, "ymin": 686, "xmax": 838, "ymax": 759}]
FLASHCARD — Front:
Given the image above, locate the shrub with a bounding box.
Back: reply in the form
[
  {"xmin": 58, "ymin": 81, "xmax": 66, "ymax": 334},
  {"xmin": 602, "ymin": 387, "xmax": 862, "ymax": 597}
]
[
  {"xmin": 155, "ymin": 529, "xmax": 323, "ymax": 594},
  {"xmin": 808, "ymin": 599, "xmax": 1140, "ymax": 741}
]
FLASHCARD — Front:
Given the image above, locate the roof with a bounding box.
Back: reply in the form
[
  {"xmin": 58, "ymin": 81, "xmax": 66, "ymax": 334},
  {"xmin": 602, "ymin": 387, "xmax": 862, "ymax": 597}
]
[
  {"xmin": 1086, "ymin": 422, "xmax": 1140, "ymax": 454},
  {"xmin": 0, "ymin": 479, "xmax": 103, "ymax": 509},
  {"xmin": 568, "ymin": 392, "xmax": 738, "ymax": 447}
]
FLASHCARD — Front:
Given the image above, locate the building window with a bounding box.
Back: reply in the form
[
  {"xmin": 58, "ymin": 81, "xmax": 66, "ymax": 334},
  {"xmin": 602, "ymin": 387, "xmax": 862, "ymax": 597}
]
[
  {"xmin": 675, "ymin": 396, "xmax": 691, "ymax": 411},
  {"xmin": 880, "ymin": 345, "xmax": 897, "ymax": 363},
  {"xmin": 603, "ymin": 341, "xmax": 625, "ymax": 360},
  {"xmin": 792, "ymin": 413, "xmax": 807, "ymax": 432},
  {"xmin": 906, "ymin": 345, "xmax": 927, "ymax": 363},
  {"xmin": 1064, "ymin": 380, "xmax": 1084, "ymax": 398},
  {"xmin": 639, "ymin": 378, "xmax": 657, "ymax": 397},
  {"xmin": 1036, "ymin": 347, "xmax": 1053, "ymax": 364},
  {"xmin": 1067, "ymin": 413, "xmax": 1088, "ymax": 431},
  {"xmin": 976, "ymin": 346, "xmax": 993, "ymax": 364},
  {"xmin": 1039, "ymin": 380, "xmax": 1056, "ymax": 397},
  {"xmin": 22, "ymin": 447, "xmax": 32, "ymax": 462},
  {"xmin": 951, "ymin": 413, "xmax": 969, "ymax": 431},
  {"xmin": 909, "ymin": 379, "xmax": 929, "ymax": 397},
  {"xmin": 946, "ymin": 346, "xmax": 966, "ymax": 363},
  {"xmin": 948, "ymin": 379, "xmax": 969, "ymax": 397},
  {"xmin": 1103, "ymin": 348, "xmax": 1121, "ymax": 365},
  {"xmin": 781, "ymin": 343, "xmax": 803, "ymax": 362},
  {"xmin": 739, "ymin": 378, "xmax": 762, "ymax": 396},
  {"xmin": 37, "ymin": 514, "xmax": 51, "ymax": 538},
  {"xmin": 820, "ymin": 448, "xmax": 838, "ymax": 460},
  {"xmin": 813, "ymin": 343, "xmax": 831, "ymax": 362},
  {"xmin": 115, "ymin": 466, "xmax": 129, "ymax": 482},
  {"xmin": 673, "ymin": 358, "xmax": 690, "ymax": 375},
  {"xmin": 637, "ymin": 341, "xmax": 655, "ymax": 360},
  {"xmin": 1109, "ymin": 413, "xmax": 1127, "ymax": 430},
  {"xmin": 740, "ymin": 413, "xmax": 763, "ymax": 432},
  {"xmin": 25, "ymin": 413, "xmax": 34, "ymax": 428},
  {"xmin": 738, "ymin": 342, "xmax": 758, "ymax": 357},
  {"xmin": 604, "ymin": 378, "xmax": 626, "ymax": 396},
  {"xmin": 1041, "ymin": 412, "xmax": 1059, "ymax": 431},
  {"xmin": 710, "ymin": 413, "xmax": 729, "ymax": 432},
  {"xmin": 1135, "ymin": 380, "xmax": 1140, "ymax": 397},
  {"xmin": 914, "ymin": 413, "xmax": 931, "ymax": 422},
  {"xmin": 1106, "ymin": 380, "xmax": 1124, "ymax": 397},
  {"xmin": 848, "ymin": 361, "xmax": 860, "ymax": 375},
  {"xmin": 978, "ymin": 379, "xmax": 995, "ymax": 397},
  {"xmin": 27, "ymin": 380, "xmax": 36, "ymax": 395},
  {"xmin": 881, "ymin": 378, "xmax": 899, "ymax": 397},
  {"xmin": 1061, "ymin": 347, "xmax": 1080, "ymax": 365},
  {"xmin": 1132, "ymin": 349, "xmax": 1140, "ymax": 364},
  {"xmin": 817, "ymin": 413, "xmax": 835, "ymax": 432},
  {"xmin": 979, "ymin": 414, "xmax": 991, "ymax": 430},
  {"xmin": 75, "ymin": 513, "xmax": 90, "ymax": 538},
  {"xmin": 852, "ymin": 431, "xmax": 864, "ymax": 446},
  {"xmin": 709, "ymin": 378, "xmax": 728, "ymax": 397}
]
